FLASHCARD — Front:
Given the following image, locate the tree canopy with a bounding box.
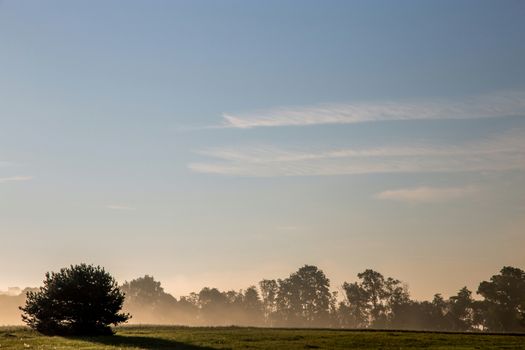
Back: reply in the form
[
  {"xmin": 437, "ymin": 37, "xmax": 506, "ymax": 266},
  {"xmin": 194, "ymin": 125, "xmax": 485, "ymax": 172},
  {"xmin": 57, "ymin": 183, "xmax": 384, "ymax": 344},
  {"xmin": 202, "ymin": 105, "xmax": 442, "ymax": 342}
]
[
  {"xmin": 20, "ymin": 264, "xmax": 130, "ymax": 335},
  {"xmin": 477, "ymin": 266, "xmax": 525, "ymax": 332}
]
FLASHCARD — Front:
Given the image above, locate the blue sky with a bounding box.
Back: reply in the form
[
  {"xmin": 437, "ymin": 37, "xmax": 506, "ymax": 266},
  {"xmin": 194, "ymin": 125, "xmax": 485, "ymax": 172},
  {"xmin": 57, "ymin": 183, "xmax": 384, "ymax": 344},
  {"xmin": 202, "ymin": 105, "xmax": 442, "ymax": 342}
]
[{"xmin": 1, "ymin": 0, "xmax": 524, "ymax": 299}]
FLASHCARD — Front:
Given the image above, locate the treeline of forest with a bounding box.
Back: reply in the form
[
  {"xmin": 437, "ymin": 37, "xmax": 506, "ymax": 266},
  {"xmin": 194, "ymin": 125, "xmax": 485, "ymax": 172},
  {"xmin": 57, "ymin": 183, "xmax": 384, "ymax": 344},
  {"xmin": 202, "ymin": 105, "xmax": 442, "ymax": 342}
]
[
  {"xmin": 1, "ymin": 265, "xmax": 524, "ymax": 332},
  {"xmin": 120, "ymin": 265, "xmax": 524, "ymax": 332}
]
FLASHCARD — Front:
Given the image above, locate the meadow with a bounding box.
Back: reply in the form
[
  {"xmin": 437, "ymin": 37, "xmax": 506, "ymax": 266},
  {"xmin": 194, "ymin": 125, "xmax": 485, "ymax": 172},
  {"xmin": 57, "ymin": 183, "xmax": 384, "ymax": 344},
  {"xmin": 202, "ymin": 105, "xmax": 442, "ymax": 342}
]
[{"xmin": 0, "ymin": 326, "xmax": 524, "ymax": 350}]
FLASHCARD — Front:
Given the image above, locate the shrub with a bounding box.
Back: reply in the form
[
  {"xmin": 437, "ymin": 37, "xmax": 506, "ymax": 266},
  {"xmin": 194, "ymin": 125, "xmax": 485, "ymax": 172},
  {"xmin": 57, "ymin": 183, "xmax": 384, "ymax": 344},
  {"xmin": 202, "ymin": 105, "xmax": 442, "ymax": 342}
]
[{"xmin": 20, "ymin": 263, "xmax": 130, "ymax": 335}]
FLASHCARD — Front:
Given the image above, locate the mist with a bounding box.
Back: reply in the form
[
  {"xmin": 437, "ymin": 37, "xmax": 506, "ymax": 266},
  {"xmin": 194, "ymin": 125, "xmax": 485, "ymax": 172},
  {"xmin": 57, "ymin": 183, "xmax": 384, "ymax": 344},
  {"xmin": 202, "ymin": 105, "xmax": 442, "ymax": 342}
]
[{"xmin": 3, "ymin": 265, "xmax": 524, "ymax": 332}]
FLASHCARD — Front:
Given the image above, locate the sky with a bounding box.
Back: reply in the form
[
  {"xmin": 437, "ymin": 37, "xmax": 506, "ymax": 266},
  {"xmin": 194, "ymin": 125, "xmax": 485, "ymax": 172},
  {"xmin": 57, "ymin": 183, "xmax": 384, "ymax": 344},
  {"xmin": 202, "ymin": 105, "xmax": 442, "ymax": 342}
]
[{"xmin": 1, "ymin": 0, "xmax": 524, "ymax": 301}]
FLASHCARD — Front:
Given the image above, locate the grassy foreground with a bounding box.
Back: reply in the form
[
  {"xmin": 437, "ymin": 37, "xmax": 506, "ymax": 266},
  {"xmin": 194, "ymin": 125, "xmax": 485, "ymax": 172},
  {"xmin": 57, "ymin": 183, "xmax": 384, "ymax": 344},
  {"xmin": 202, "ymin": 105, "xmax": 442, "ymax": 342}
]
[{"xmin": 0, "ymin": 326, "xmax": 524, "ymax": 349}]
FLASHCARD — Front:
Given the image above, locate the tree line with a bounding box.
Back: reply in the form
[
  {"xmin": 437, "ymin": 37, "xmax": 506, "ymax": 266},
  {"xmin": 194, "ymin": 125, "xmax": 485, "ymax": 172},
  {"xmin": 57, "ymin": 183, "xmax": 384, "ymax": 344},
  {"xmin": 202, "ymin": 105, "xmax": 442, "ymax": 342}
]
[
  {"xmin": 120, "ymin": 265, "xmax": 525, "ymax": 332},
  {"xmin": 1, "ymin": 264, "xmax": 523, "ymax": 331}
]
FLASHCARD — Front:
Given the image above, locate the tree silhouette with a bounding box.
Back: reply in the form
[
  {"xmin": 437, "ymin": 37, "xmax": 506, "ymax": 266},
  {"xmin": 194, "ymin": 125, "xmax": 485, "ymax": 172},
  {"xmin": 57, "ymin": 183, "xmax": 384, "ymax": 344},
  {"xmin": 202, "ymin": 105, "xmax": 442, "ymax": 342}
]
[
  {"xmin": 121, "ymin": 275, "xmax": 177, "ymax": 324},
  {"xmin": 275, "ymin": 265, "xmax": 331, "ymax": 327},
  {"xmin": 477, "ymin": 266, "xmax": 525, "ymax": 332},
  {"xmin": 447, "ymin": 287, "xmax": 474, "ymax": 331},
  {"xmin": 259, "ymin": 279, "xmax": 278, "ymax": 326},
  {"xmin": 341, "ymin": 269, "xmax": 410, "ymax": 329},
  {"xmin": 121, "ymin": 275, "xmax": 166, "ymax": 304},
  {"xmin": 341, "ymin": 281, "xmax": 369, "ymax": 328},
  {"xmin": 198, "ymin": 287, "xmax": 229, "ymax": 325},
  {"xmin": 242, "ymin": 286, "xmax": 264, "ymax": 324},
  {"xmin": 20, "ymin": 264, "xmax": 130, "ymax": 335}
]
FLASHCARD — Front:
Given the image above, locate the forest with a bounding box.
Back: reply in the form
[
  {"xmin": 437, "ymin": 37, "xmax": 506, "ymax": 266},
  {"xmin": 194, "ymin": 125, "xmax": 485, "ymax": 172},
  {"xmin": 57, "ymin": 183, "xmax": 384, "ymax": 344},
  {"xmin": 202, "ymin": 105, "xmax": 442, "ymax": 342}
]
[{"xmin": 1, "ymin": 265, "xmax": 524, "ymax": 332}]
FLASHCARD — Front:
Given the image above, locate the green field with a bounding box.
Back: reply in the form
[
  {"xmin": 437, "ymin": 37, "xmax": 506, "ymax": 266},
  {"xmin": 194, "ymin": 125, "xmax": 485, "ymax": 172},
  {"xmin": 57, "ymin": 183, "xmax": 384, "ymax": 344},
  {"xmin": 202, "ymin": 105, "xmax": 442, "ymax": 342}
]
[{"xmin": 0, "ymin": 326, "xmax": 524, "ymax": 349}]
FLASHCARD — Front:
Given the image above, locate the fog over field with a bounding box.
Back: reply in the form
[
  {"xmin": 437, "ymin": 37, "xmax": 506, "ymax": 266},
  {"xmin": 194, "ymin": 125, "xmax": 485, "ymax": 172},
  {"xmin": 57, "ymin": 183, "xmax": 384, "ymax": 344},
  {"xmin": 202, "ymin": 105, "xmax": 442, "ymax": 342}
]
[{"xmin": 3, "ymin": 265, "xmax": 525, "ymax": 332}]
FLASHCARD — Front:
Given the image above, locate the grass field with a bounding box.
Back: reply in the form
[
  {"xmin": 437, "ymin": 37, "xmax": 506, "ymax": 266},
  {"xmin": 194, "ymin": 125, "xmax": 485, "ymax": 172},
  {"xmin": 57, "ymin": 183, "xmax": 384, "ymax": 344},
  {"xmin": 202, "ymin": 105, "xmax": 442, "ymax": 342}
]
[{"xmin": 0, "ymin": 326, "xmax": 524, "ymax": 349}]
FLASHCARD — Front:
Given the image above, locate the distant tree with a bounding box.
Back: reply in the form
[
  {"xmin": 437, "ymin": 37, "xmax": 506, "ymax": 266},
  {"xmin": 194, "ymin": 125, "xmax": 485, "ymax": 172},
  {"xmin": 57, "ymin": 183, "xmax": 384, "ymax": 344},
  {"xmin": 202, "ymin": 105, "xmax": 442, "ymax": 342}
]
[
  {"xmin": 198, "ymin": 287, "xmax": 229, "ymax": 325},
  {"xmin": 275, "ymin": 277, "xmax": 297, "ymax": 325},
  {"xmin": 121, "ymin": 275, "xmax": 177, "ymax": 324},
  {"xmin": 121, "ymin": 275, "xmax": 166, "ymax": 304},
  {"xmin": 430, "ymin": 294, "xmax": 449, "ymax": 330},
  {"xmin": 357, "ymin": 269, "xmax": 388, "ymax": 326},
  {"xmin": 385, "ymin": 294, "xmax": 451, "ymax": 331},
  {"xmin": 275, "ymin": 265, "xmax": 331, "ymax": 327},
  {"xmin": 383, "ymin": 276, "xmax": 411, "ymax": 327},
  {"xmin": 477, "ymin": 266, "xmax": 525, "ymax": 332},
  {"xmin": 176, "ymin": 294, "xmax": 200, "ymax": 325},
  {"xmin": 328, "ymin": 291, "xmax": 339, "ymax": 327},
  {"xmin": 242, "ymin": 286, "xmax": 264, "ymax": 324},
  {"xmin": 340, "ymin": 269, "xmax": 411, "ymax": 329},
  {"xmin": 471, "ymin": 299, "xmax": 487, "ymax": 331},
  {"xmin": 20, "ymin": 264, "xmax": 129, "ymax": 335},
  {"xmin": 259, "ymin": 279, "xmax": 278, "ymax": 326},
  {"xmin": 340, "ymin": 281, "xmax": 369, "ymax": 328},
  {"xmin": 446, "ymin": 287, "xmax": 475, "ymax": 331}
]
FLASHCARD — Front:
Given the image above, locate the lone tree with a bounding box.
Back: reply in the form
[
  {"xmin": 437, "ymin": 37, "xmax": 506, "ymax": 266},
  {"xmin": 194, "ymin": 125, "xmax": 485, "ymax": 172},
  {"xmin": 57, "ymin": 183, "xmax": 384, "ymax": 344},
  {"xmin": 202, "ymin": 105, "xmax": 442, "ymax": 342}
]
[{"xmin": 20, "ymin": 263, "xmax": 130, "ymax": 335}]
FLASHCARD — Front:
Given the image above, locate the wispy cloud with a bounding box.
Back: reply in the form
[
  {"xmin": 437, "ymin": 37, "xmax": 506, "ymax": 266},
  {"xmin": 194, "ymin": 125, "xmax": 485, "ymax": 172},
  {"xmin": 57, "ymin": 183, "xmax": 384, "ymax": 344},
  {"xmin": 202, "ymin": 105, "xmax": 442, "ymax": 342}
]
[
  {"xmin": 106, "ymin": 205, "xmax": 136, "ymax": 211},
  {"xmin": 0, "ymin": 176, "xmax": 33, "ymax": 183},
  {"xmin": 189, "ymin": 129, "xmax": 525, "ymax": 177},
  {"xmin": 219, "ymin": 91, "xmax": 525, "ymax": 129},
  {"xmin": 276, "ymin": 226, "xmax": 300, "ymax": 231},
  {"xmin": 375, "ymin": 186, "xmax": 478, "ymax": 203}
]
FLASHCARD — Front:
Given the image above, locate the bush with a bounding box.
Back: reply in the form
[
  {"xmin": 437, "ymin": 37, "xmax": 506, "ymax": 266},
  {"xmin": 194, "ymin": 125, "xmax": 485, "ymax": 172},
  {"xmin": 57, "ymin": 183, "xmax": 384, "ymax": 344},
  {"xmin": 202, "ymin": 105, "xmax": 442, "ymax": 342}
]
[{"xmin": 20, "ymin": 264, "xmax": 130, "ymax": 335}]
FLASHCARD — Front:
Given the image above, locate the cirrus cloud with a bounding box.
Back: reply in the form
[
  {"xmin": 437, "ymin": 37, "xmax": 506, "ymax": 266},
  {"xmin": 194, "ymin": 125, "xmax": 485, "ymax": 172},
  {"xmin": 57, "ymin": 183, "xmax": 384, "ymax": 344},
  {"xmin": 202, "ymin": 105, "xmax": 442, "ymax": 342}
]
[
  {"xmin": 106, "ymin": 205, "xmax": 136, "ymax": 211},
  {"xmin": 374, "ymin": 186, "xmax": 478, "ymax": 203},
  {"xmin": 189, "ymin": 129, "xmax": 525, "ymax": 177},
  {"xmin": 219, "ymin": 91, "xmax": 525, "ymax": 129},
  {"xmin": 0, "ymin": 176, "xmax": 33, "ymax": 183}
]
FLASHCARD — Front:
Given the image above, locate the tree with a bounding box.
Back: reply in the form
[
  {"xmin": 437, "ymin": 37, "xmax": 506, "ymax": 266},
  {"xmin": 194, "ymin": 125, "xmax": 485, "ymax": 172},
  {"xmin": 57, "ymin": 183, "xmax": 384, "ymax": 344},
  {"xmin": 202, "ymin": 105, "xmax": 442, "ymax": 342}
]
[
  {"xmin": 430, "ymin": 294, "xmax": 449, "ymax": 330},
  {"xmin": 198, "ymin": 287, "xmax": 229, "ymax": 325},
  {"xmin": 340, "ymin": 269, "xmax": 410, "ymax": 328},
  {"xmin": 242, "ymin": 286, "xmax": 264, "ymax": 325},
  {"xmin": 20, "ymin": 264, "xmax": 130, "ymax": 335},
  {"xmin": 121, "ymin": 275, "xmax": 166, "ymax": 304},
  {"xmin": 358, "ymin": 269, "xmax": 388, "ymax": 326},
  {"xmin": 121, "ymin": 275, "xmax": 177, "ymax": 324},
  {"xmin": 259, "ymin": 279, "xmax": 278, "ymax": 326},
  {"xmin": 340, "ymin": 281, "xmax": 369, "ymax": 328},
  {"xmin": 383, "ymin": 276, "xmax": 410, "ymax": 328},
  {"xmin": 447, "ymin": 287, "xmax": 475, "ymax": 331},
  {"xmin": 477, "ymin": 266, "xmax": 525, "ymax": 332},
  {"xmin": 275, "ymin": 265, "xmax": 331, "ymax": 327}
]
